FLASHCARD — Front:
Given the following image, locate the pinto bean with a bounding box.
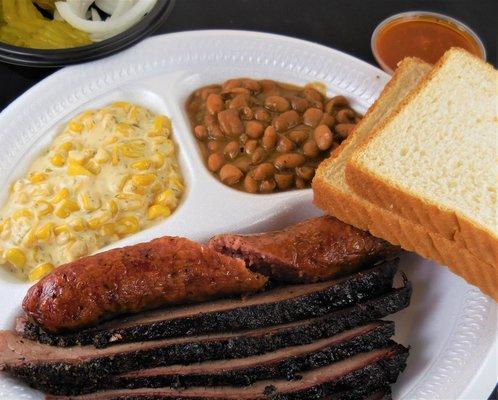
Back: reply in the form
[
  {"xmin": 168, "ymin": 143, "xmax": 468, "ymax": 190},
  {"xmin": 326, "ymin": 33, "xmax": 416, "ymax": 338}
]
[
  {"xmin": 303, "ymin": 108, "xmax": 324, "ymax": 127},
  {"xmin": 262, "ymin": 126, "xmax": 277, "ymax": 151},
  {"xmin": 274, "ymin": 153, "xmax": 306, "ymax": 169},
  {"xmin": 219, "ymin": 164, "xmax": 243, "ymax": 185},
  {"xmin": 223, "ymin": 141, "xmax": 240, "ymax": 159},
  {"xmin": 244, "ymin": 139, "xmax": 259, "ymax": 155},
  {"xmin": 303, "ymin": 139, "xmax": 320, "ymax": 158},
  {"xmin": 229, "ymin": 94, "xmax": 250, "ymax": 109},
  {"xmin": 254, "ymin": 108, "xmax": 271, "ymax": 122},
  {"xmin": 259, "ymin": 79, "xmax": 278, "ymax": 93},
  {"xmin": 244, "ymin": 174, "xmax": 259, "ymax": 193},
  {"xmin": 264, "ymin": 95, "xmax": 290, "ymax": 112},
  {"xmin": 251, "ymin": 147, "xmax": 266, "ymax": 164},
  {"xmin": 253, "ymin": 163, "xmax": 275, "ymax": 181},
  {"xmin": 194, "ymin": 125, "xmax": 208, "ymax": 140},
  {"xmin": 303, "ymin": 88, "xmax": 323, "ymax": 102},
  {"xmin": 275, "ymin": 173, "xmax": 294, "ymax": 190},
  {"xmin": 241, "ymin": 79, "xmax": 261, "ymax": 93},
  {"xmin": 207, "ymin": 141, "xmax": 221, "ymax": 152},
  {"xmin": 259, "ymin": 179, "xmax": 277, "ymax": 193},
  {"xmin": 296, "ymin": 166, "xmax": 315, "ymax": 181},
  {"xmin": 241, "ymin": 106, "xmax": 254, "ymax": 120},
  {"xmin": 218, "ymin": 109, "xmax": 244, "ymax": 136},
  {"xmin": 319, "ymin": 113, "xmax": 335, "ymax": 128},
  {"xmin": 289, "ymin": 96, "xmax": 309, "ymax": 112},
  {"xmin": 295, "ymin": 177, "xmax": 306, "ymax": 189},
  {"xmin": 335, "ymin": 123, "xmax": 356, "ymax": 139},
  {"xmin": 207, "ymin": 153, "xmax": 225, "ymax": 172},
  {"xmin": 222, "ymin": 79, "xmax": 242, "ymax": 91},
  {"xmin": 273, "ymin": 110, "xmax": 300, "ymax": 132},
  {"xmin": 325, "ymin": 95, "xmax": 349, "ymax": 113},
  {"xmin": 288, "ymin": 129, "xmax": 309, "ymax": 145},
  {"xmin": 233, "ymin": 157, "xmax": 252, "ymax": 173},
  {"xmin": 246, "ymin": 120, "xmax": 265, "ymax": 138},
  {"xmin": 314, "ymin": 125, "xmax": 333, "ymax": 151},
  {"xmin": 206, "ymin": 93, "xmax": 224, "ymax": 114},
  {"xmin": 276, "ymin": 136, "xmax": 295, "ymax": 153},
  {"xmin": 336, "ymin": 108, "xmax": 355, "ymax": 123},
  {"xmin": 197, "ymin": 86, "xmax": 219, "ymax": 100}
]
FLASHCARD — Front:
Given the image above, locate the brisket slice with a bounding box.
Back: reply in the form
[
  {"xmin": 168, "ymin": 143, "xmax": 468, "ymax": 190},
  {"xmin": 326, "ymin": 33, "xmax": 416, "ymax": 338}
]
[
  {"xmin": 69, "ymin": 321, "xmax": 395, "ymax": 395},
  {"xmin": 17, "ymin": 262, "xmax": 397, "ymax": 348},
  {"xmin": 0, "ymin": 284, "xmax": 411, "ymax": 394},
  {"xmin": 46, "ymin": 344, "xmax": 408, "ymax": 399},
  {"xmin": 209, "ymin": 216, "xmax": 400, "ymax": 283}
]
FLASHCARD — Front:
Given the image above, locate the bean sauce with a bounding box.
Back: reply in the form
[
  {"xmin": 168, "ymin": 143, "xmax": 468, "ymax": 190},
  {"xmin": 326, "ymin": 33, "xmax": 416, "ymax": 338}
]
[{"xmin": 186, "ymin": 78, "xmax": 361, "ymax": 194}]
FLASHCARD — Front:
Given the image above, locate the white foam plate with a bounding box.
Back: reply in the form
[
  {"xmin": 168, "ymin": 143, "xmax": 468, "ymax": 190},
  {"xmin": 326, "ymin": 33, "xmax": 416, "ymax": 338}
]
[{"xmin": 0, "ymin": 30, "xmax": 495, "ymax": 400}]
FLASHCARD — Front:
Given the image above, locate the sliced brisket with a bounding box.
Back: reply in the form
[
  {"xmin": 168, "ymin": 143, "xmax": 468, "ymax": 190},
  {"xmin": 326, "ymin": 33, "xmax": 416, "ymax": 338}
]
[
  {"xmin": 17, "ymin": 262, "xmax": 397, "ymax": 348},
  {"xmin": 46, "ymin": 344, "xmax": 408, "ymax": 399},
  {"xmin": 209, "ymin": 216, "xmax": 400, "ymax": 283},
  {"xmin": 22, "ymin": 236, "xmax": 268, "ymax": 334},
  {"xmin": 0, "ymin": 284, "xmax": 411, "ymax": 394}
]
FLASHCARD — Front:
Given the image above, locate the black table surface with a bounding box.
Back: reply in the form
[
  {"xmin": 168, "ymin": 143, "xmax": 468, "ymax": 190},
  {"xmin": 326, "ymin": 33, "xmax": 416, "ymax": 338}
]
[{"xmin": 0, "ymin": 1, "xmax": 497, "ymax": 398}]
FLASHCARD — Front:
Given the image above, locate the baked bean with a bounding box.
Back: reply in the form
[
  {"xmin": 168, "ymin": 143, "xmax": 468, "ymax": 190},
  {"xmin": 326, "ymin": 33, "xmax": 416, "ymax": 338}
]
[
  {"xmin": 288, "ymin": 129, "xmax": 309, "ymax": 145},
  {"xmin": 206, "ymin": 93, "xmax": 224, "ymax": 115},
  {"xmin": 219, "ymin": 164, "xmax": 243, "ymax": 185},
  {"xmin": 194, "ymin": 125, "xmax": 208, "ymax": 140},
  {"xmin": 221, "ymin": 87, "xmax": 250, "ymax": 99},
  {"xmin": 276, "ymin": 136, "xmax": 295, "ymax": 153},
  {"xmin": 197, "ymin": 86, "xmax": 219, "ymax": 100},
  {"xmin": 314, "ymin": 125, "xmax": 334, "ymax": 151},
  {"xmin": 259, "ymin": 79, "xmax": 278, "ymax": 93},
  {"xmin": 336, "ymin": 108, "xmax": 355, "ymax": 123},
  {"xmin": 222, "ymin": 79, "xmax": 242, "ymax": 91},
  {"xmin": 303, "ymin": 140, "xmax": 320, "ymax": 158},
  {"xmin": 244, "ymin": 139, "xmax": 259, "ymax": 155},
  {"xmin": 204, "ymin": 114, "xmax": 217, "ymax": 129},
  {"xmin": 295, "ymin": 177, "xmax": 306, "ymax": 189},
  {"xmin": 244, "ymin": 174, "xmax": 258, "ymax": 193},
  {"xmin": 289, "ymin": 96, "xmax": 309, "ymax": 112},
  {"xmin": 303, "ymin": 88, "xmax": 323, "ymax": 102},
  {"xmin": 260, "ymin": 179, "xmax": 277, "ymax": 193},
  {"xmin": 210, "ymin": 126, "xmax": 224, "ymax": 139},
  {"xmin": 207, "ymin": 153, "xmax": 225, "ymax": 172},
  {"xmin": 207, "ymin": 141, "xmax": 221, "ymax": 152},
  {"xmin": 254, "ymin": 108, "xmax": 271, "ymax": 122},
  {"xmin": 218, "ymin": 109, "xmax": 244, "ymax": 136},
  {"xmin": 223, "ymin": 141, "xmax": 240, "ymax": 159},
  {"xmin": 264, "ymin": 95, "xmax": 290, "ymax": 112},
  {"xmin": 253, "ymin": 163, "xmax": 275, "ymax": 181},
  {"xmin": 239, "ymin": 134, "xmax": 248, "ymax": 144},
  {"xmin": 275, "ymin": 173, "xmax": 294, "ymax": 190},
  {"xmin": 246, "ymin": 120, "xmax": 265, "ymax": 138},
  {"xmin": 309, "ymin": 101, "xmax": 323, "ymax": 110},
  {"xmin": 274, "ymin": 153, "xmax": 306, "ymax": 169},
  {"xmin": 229, "ymin": 94, "xmax": 250, "ymax": 109},
  {"xmin": 251, "ymin": 147, "xmax": 266, "ymax": 164},
  {"xmin": 319, "ymin": 113, "xmax": 335, "ymax": 128},
  {"xmin": 273, "ymin": 110, "xmax": 300, "ymax": 132},
  {"xmin": 325, "ymin": 95, "xmax": 349, "ymax": 113},
  {"xmin": 262, "ymin": 126, "xmax": 277, "ymax": 151},
  {"xmin": 233, "ymin": 157, "xmax": 252, "ymax": 173},
  {"xmin": 303, "ymin": 108, "xmax": 323, "ymax": 127},
  {"xmin": 296, "ymin": 166, "xmax": 315, "ymax": 181},
  {"xmin": 241, "ymin": 106, "xmax": 254, "ymax": 120},
  {"xmin": 241, "ymin": 79, "xmax": 261, "ymax": 93},
  {"xmin": 335, "ymin": 123, "xmax": 356, "ymax": 139}
]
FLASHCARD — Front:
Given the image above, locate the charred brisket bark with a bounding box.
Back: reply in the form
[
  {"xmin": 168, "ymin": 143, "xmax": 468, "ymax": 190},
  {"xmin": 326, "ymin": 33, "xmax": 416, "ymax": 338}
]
[
  {"xmin": 17, "ymin": 262, "xmax": 397, "ymax": 348},
  {"xmin": 0, "ymin": 284, "xmax": 411, "ymax": 394}
]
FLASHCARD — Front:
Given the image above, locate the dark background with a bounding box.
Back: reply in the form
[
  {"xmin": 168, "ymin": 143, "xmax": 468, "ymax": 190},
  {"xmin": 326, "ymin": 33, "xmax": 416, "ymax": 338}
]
[{"xmin": 0, "ymin": 1, "xmax": 497, "ymax": 398}]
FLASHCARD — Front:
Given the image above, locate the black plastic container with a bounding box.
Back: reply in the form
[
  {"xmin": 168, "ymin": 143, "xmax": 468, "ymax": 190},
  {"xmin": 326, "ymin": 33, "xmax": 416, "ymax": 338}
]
[{"xmin": 0, "ymin": 0, "xmax": 175, "ymax": 67}]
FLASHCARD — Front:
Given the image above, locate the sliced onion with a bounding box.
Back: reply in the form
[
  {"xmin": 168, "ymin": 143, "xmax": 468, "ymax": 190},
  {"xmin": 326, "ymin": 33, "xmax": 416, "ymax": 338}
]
[
  {"xmin": 94, "ymin": 0, "xmax": 120, "ymax": 15},
  {"xmin": 66, "ymin": 0, "xmax": 94, "ymax": 18},
  {"xmin": 91, "ymin": 7, "xmax": 102, "ymax": 22},
  {"xmin": 55, "ymin": 0, "xmax": 156, "ymax": 40}
]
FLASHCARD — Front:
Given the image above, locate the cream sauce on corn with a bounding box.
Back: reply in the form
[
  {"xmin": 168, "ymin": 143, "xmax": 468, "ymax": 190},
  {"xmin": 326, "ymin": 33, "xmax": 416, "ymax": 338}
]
[{"xmin": 0, "ymin": 102, "xmax": 184, "ymax": 281}]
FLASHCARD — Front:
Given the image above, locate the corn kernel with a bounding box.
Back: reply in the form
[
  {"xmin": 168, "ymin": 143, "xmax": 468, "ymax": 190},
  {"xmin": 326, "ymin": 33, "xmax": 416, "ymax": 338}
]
[
  {"xmin": 155, "ymin": 189, "xmax": 176, "ymax": 207},
  {"xmin": 54, "ymin": 224, "xmax": 70, "ymax": 235},
  {"xmin": 5, "ymin": 248, "xmax": 26, "ymax": 268},
  {"xmin": 148, "ymin": 115, "xmax": 171, "ymax": 137},
  {"xmin": 169, "ymin": 176, "xmax": 184, "ymax": 191},
  {"xmin": 51, "ymin": 188, "xmax": 70, "ymax": 204},
  {"xmin": 70, "ymin": 218, "xmax": 87, "ymax": 232},
  {"xmin": 88, "ymin": 211, "xmax": 111, "ymax": 230},
  {"xmin": 105, "ymin": 136, "xmax": 119, "ymax": 145},
  {"xmin": 36, "ymin": 222, "xmax": 54, "ymax": 241},
  {"xmin": 94, "ymin": 148, "xmax": 110, "ymax": 164},
  {"xmin": 151, "ymin": 153, "xmax": 165, "ymax": 168},
  {"xmin": 28, "ymin": 263, "xmax": 54, "ymax": 281},
  {"xmin": 29, "ymin": 172, "xmax": 48, "ymax": 184},
  {"xmin": 132, "ymin": 174, "xmax": 155, "ymax": 186},
  {"xmin": 79, "ymin": 193, "xmax": 101, "ymax": 212},
  {"xmin": 35, "ymin": 201, "xmax": 53, "ymax": 217},
  {"xmin": 116, "ymin": 123, "xmax": 131, "ymax": 136},
  {"xmin": 60, "ymin": 141, "xmax": 74, "ymax": 152},
  {"xmin": 55, "ymin": 199, "xmax": 80, "ymax": 218},
  {"xmin": 69, "ymin": 121, "xmax": 84, "ymax": 133},
  {"xmin": 67, "ymin": 160, "xmax": 93, "ymax": 176},
  {"xmin": 148, "ymin": 204, "xmax": 171, "ymax": 220},
  {"xmin": 100, "ymin": 223, "xmax": 115, "ymax": 236},
  {"xmin": 12, "ymin": 209, "xmax": 33, "ymax": 220},
  {"xmin": 85, "ymin": 160, "xmax": 101, "ymax": 175},
  {"xmin": 22, "ymin": 228, "xmax": 37, "ymax": 248},
  {"xmin": 108, "ymin": 199, "xmax": 118, "ymax": 216},
  {"xmin": 112, "ymin": 146, "xmax": 119, "ymax": 166},
  {"xmin": 116, "ymin": 216, "xmax": 140, "ymax": 235},
  {"xmin": 50, "ymin": 153, "xmax": 66, "ymax": 167},
  {"xmin": 130, "ymin": 160, "xmax": 151, "ymax": 170},
  {"xmin": 120, "ymin": 141, "xmax": 146, "ymax": 158}
]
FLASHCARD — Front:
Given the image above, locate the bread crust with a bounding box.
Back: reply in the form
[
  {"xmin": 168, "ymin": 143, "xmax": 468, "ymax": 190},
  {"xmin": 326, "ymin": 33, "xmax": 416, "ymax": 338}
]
[{"xmin": 345, "ymin": 48, "xmax": 498, "ymax": 267}]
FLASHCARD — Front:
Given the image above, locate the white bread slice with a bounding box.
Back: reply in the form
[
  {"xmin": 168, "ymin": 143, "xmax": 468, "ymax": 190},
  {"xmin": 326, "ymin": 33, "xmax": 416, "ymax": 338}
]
[
  {"xmin": 313, "ymin": 57, "xmax": 497, "ymax": 300},
  {"xmin": 346, "ymin": 48, "xmax": 498, "ymax": 268}
]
